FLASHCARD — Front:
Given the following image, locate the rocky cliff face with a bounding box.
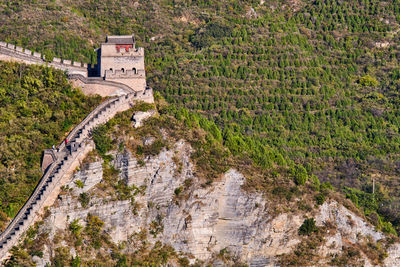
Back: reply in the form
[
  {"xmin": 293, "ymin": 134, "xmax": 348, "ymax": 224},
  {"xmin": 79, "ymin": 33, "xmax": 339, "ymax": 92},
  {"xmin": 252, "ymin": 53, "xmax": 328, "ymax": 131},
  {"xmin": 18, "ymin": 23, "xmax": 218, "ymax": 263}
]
[{"xmin": 27, "ymin": 135, "xmax": 400, "ymax": 266}]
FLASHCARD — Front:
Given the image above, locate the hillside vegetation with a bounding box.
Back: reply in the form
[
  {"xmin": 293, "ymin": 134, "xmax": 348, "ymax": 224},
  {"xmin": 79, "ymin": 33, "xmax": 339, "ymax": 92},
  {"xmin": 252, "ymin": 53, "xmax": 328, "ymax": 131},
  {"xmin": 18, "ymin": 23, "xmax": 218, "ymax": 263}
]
[{"xmin": 2, "ymin": 0, "xmax": 400, "ymax": 234}]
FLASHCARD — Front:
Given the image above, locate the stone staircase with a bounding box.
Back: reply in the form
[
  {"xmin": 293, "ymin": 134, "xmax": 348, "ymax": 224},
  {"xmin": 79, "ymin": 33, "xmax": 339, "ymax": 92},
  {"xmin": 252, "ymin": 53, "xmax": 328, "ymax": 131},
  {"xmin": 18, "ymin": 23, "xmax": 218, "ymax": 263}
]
[{"xmin": 0, "ymin": 89, "xmax": 153, "ymax": 258}]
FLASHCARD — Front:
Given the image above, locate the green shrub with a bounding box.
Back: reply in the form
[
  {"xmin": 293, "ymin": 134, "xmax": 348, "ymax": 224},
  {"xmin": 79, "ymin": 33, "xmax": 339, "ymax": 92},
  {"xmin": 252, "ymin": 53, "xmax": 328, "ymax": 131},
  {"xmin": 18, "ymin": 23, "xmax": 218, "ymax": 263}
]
[
  {"xmin": 298, "ymin": 218, "xmax": 318, "ymax": 236},
  {"xmin": 144, "ymin": 139, "xmax": 165, "ymax": 156},
  {"xmin": 315, "ymin": 193, "xmax": 326, "ymax": 205},
  {"xmin": 92, "ymin": 124, "xmax": 112, "ymax": 156},
  {"xmin": 78, "ymin": 192, "xmax": 90, "ymax": 208},
  {"xmin": 74, "ymin": 179, "xmax": 84, "ymax": 189},
  {"xmin": 310, "ymin": 175, "xmax": 320, "ymax": 190},
  {"xmin": 359, "ymin": 75, "xmax": 378, "ymax": 87},
  {"xmin": 174, "ymin": 186, "xmax": 183, "ymax": 196},
  {"xmin": 381, "ymin": 221, "xmax": 397, "ymax": 236},
  {"xmin": 321, "ymin": 182, "xmax": 333, "ymax": 192},
  {"xmin": 69, "ymin": 219, "xmax": 83, "ymax": 237},
  {"xmin": 85, "ymin": 214, "xmax": 104, "ymax": 235},
  {"xmin": 71, "ymin": 256, "xmax": 81, "ymax": 267},
  {"xmin": 292, "ymin": 165, "xmax": 308, "ymax": 185},
  {"xmin": 272, "ymin": 186, "xmax": 293, "ymax": 201},
  {"xmin": 53, "ymin": 247, "xmax": 71, "ymax": 267}
]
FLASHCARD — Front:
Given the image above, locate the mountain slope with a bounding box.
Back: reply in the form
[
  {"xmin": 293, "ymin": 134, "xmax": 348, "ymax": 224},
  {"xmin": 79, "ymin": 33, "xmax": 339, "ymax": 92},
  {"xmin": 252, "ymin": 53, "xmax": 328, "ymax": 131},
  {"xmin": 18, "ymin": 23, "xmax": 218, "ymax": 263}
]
[
  {"xmin": 2, "ymin": 0, "xmax": 400, "ymax": 256},
  {"xmin": 3, "ymin": 104, "xmax": 400, "ymax": 266}
]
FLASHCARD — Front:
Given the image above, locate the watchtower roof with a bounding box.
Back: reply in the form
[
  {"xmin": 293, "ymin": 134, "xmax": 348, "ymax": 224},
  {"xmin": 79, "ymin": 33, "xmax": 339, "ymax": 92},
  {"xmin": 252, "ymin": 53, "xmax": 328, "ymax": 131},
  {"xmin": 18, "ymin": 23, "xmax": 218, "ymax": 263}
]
[{"xmin": 106, "ymin": 35, "xmax": 135, "ymax": 45}]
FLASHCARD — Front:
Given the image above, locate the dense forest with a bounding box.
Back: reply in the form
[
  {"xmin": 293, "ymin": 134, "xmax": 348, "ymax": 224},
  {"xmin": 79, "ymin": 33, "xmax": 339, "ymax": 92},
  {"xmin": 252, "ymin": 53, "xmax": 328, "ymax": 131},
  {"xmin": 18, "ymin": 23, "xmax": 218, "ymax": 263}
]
[{"xmin": 1, "ymin": 0, "xmax": 400, "ymax": 235}]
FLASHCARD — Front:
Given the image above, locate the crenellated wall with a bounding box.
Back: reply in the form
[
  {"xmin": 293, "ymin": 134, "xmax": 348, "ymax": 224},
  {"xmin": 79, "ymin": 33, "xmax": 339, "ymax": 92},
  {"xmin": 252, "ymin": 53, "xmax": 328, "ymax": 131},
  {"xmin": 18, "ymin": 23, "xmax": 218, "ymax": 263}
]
[
  {"xmin": 99, "ymin": 42, "xmax": 145, "ymax": 78},
  {"xmin": 0, "ymin": 41, "xmax": 150, "ymax": 96},
  {"xmin": 0, "ymin": 41, "xmax": 87, "ymax": 76},
  {"xmin": 103, "ymin": 69, "xmax": 147, "ymax": 90},
  {"xmin": 104, "ymin": 68, "xmax": 145, "ymax": 79},
  {"xmin": 101, "ymin": 45, "xmax": 144, "ymax": 58}
]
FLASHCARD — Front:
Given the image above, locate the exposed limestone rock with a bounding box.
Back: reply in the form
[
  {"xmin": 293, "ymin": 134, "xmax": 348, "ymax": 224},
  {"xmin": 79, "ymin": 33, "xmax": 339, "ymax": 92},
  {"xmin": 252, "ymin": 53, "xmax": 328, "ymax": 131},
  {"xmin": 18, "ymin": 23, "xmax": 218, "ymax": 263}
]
[
  {"xmin": 317, "ymin": 201, "xmax": 384, "ymax": 243},
  {"xmin": 33, "ymin": 139, "xmax": 400, "ymax": 266},
  {"xmin": 68, "ymin": 160, "xmax": 104, "ymax": 194},
  {"xmin": 385, "ymin": 243, "xmax": 400, "ymax": 266},
  {"xmin": 32, "ymin": 255, "xmax": 46, "ymax": 267},
  {"xmin": 142, "ymin": 136, "xmax": 155, "ymax": 146},
  {"xmin": 132, "ymin": 110, "xmax": 156, "ymax": 128},
  {"xmin": 375, "ymin": 41, "xmax": 390, "ymax": 48},
  {"xmin": 315, "ymin": 201, "xmax": 386, "ymax": 266}
]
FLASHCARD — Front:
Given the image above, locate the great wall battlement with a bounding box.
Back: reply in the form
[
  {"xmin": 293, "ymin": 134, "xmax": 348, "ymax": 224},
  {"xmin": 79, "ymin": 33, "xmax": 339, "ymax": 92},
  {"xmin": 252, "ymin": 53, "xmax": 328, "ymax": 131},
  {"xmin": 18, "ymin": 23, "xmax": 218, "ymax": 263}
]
[
  {"xmin": 0, "ymin": 41, "xmax": 88, "ymax": 76},
  {"xmin": 104, "ymin": 68, "xmax": 145, "ymax": 79},
  {"xmin": 114, "ymin": 46, "xmax": 144, "ymax": 56},
  {"xmin": 0, "ymin": 89, "xmax": 154, "ymax": 259},
  {"xmin": 0, "ymin": 40, "xmax": 150, "ymax": 97}
]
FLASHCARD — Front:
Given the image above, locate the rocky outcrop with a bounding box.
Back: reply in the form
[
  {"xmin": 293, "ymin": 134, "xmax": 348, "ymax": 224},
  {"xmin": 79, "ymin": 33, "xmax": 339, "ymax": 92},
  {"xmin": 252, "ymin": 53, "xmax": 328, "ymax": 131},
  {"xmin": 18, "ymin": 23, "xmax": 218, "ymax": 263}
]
[
  {"xmin": 317, "ymin": 201, "xmax": 384, "ymax": 243},
  {"xmin": 315, "ymin": 201, "xmax": 385, "ymax": 266},
  {"xmin": 68, "ymin": 161, "xmax": 104, "ymax": 194},
  {"xmin": 385, "ymin": 243, "xmax": 400, "ymax": 266},
  {"xmin": 132, "ymin": 110, "xmax": 157, "ymax": 128},
  {"xmin": 28, "ymin": 136, "xmax": 400, "ymax": 266}
]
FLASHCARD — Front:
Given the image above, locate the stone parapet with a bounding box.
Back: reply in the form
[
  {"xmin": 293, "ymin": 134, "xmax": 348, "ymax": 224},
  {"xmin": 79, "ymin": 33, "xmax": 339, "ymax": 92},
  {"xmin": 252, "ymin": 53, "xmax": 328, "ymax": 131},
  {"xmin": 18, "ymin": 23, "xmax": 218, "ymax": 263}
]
[
  {"xmin": 0, "ymin": 42, "xmax": 88, "ymax": 77},
  {"xmin": 33, "ymin": 52, "xmax": 41, "ymax": 58},
  {"xmin": 104, "ymin": 69, "xmax": 145, "ymax": 79}
]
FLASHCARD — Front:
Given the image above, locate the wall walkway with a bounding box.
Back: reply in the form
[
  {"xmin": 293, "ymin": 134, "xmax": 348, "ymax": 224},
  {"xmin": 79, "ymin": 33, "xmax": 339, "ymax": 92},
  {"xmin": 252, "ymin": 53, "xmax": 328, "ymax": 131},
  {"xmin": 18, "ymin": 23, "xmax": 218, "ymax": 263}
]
[{"xmin": 68, "ymin": 74, "xmax": 137, "ymax": 96}]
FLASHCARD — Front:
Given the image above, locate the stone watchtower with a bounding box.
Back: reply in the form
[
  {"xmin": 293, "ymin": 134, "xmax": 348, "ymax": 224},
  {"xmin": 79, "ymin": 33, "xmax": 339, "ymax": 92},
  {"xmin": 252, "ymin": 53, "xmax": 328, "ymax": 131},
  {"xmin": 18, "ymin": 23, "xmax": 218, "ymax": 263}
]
[{"xmin": 98, "ymin": 35, "xmax": 146, "ymax": 91}]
